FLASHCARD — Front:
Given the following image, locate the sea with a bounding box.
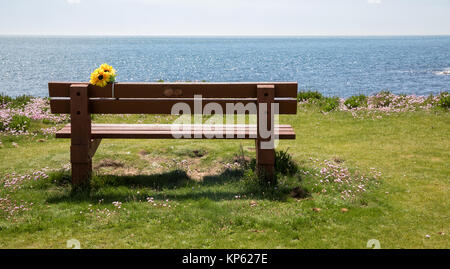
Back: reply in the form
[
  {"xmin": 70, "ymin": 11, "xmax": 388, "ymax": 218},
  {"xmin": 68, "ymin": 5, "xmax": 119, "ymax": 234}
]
[{"xmin": 0, "ymin": 36, "xmax": 449, "ymax": 98}]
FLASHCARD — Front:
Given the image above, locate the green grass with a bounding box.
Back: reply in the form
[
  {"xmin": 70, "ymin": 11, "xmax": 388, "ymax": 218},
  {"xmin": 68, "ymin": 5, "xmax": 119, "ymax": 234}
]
[{"xmin": 0, "ymin": 105, "xmax": 449, "ymax": 249}]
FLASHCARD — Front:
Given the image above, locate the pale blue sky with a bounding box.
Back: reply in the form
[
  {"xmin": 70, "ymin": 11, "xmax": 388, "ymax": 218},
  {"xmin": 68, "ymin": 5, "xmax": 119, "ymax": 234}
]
[{"xmin": 1, "ymin": 0, "xmax": 449, "ymax": 35}]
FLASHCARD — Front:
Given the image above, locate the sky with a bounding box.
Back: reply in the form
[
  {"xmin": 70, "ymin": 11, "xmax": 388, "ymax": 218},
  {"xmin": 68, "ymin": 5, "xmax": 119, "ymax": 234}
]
[{"xmin": 0, "ymin": 0, "xmax": 449, "ymax": 36}]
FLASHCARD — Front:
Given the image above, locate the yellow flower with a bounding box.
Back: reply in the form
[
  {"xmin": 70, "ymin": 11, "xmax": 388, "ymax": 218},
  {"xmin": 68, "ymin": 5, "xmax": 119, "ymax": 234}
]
[
  {"xmin": 99, "ymin": 63, "xmax": 116, "ymax": 76},
  {"xmin": 90, "ymin": 68, "xmax": 111, "ymax": 87},
  {"xmin": 89, "ymin": 63, "xmax": 117, "ymax": 87}
]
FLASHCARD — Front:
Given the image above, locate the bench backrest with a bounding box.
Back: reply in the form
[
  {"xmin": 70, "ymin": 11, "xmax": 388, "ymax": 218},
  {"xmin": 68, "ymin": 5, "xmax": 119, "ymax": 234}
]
[{"xmin": 49, "ymin": 82, "xmax": 298, "ymax": 115}]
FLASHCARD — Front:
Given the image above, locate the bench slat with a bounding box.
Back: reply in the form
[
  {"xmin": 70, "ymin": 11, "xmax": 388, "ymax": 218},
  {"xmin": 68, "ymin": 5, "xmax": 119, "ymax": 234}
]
[
  {"xmin": 49, "ymin": 82, "xmax": 297, "ymax": 98},
  {"xmin": 58, "ymin": 124, "xmax": 293, "ymax": 129},
  {"xmin": 49, "ymin": 82, "xmax": 113, "ymax": 97},
  {"xmin": 56, "ymin": 124, "xmax": 296, "ymax": 140},
  {"xmin": 50, "ymin": 98, "xmax": 298, "ymax": 115},
  {"xmin": 114, "ymin": 82, "xmax": 297, "ymax": 98}
]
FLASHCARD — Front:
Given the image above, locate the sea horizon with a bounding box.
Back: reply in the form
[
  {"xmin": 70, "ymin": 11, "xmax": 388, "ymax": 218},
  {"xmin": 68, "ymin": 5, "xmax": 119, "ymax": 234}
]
[
  {"xmin": 2, "ymin": 34, "xmax": 450, "ymax": 37},
  {"xmin": 1, "ymin": 35, "xmax": 449, "ymax": 98}
]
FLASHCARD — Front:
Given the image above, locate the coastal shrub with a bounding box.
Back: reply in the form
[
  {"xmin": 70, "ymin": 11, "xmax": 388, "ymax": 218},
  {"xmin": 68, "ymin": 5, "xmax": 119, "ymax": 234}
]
[
  {"xmin": 1, "ymin": 97, "xmax": 68, "ymax": 135},
  {"xmin": 437, "ymin": 92, "xmax": 449, "ymax": 108},
  {"xmin": 248, "ymin": 149, "xmax": 298, "ymax": 176},
  {"xmin": 297, "ymin": 90, "xmax": 323, "ymax": 102},
  {"xmin": 8, "ymin": 115, "xmax": 31, "ymax": 132},
  {"xmin": 13, "ymin": 95, "xmax": 33, "ymax": 108},
  {"xmin": 0, "ymin": 93, "xmax": 12, "ymax": 106},
  {"xmin": 297, "ymin": 91, "xmax": 339, "ymax": 112},
  {"xmin": 0, "ymin": 94, "xmax": 32, "ymax": 108},
  {"xmin": 371, "ymin": 91, "xmax": 392, "ymax": 107},
  {"xmin": 344, "ymin": 94, "xmax": 367, "ymax": 109},
  {"xmin": 320, "ymin": 97, "xmax": 340, "ymax": 112},
  {"xmin": 0, "ymin": 114, "xmax": 31, "ymax": 133},
  {"xmin": 275, "ymin": 149, "xmax": 298, "ymax": 175},
  {"xmin": 0, "ymin": 110, "xmax": 10, "ymax": 131},
  {"xmin": 423, "ymin": 94, "xmax": 437, "ymax": 106}
]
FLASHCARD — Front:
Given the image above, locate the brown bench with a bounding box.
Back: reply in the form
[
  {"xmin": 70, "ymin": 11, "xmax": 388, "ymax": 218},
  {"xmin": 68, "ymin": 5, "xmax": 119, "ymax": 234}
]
[{"xmin": 49, "ymin": 82, "xmax": 298, "ymax": 186}]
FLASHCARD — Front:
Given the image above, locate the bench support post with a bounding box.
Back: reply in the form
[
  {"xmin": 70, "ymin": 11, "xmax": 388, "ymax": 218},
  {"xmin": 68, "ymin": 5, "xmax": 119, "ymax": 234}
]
[
  {"xmin": 70, "ymin": 84, "xmax": 92, "ymax": 186},
  {"xmin": 256, "ymin": 85, "xmax": 276, "ymax": 185}
]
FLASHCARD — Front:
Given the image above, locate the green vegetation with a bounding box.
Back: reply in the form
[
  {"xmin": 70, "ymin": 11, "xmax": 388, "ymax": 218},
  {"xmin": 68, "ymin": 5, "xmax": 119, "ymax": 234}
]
[
  {"xmin": 371, "ymin": 90, "xmax": 393, "ymax": 107},
  {"xmin": 320, "ymin": 97, "xmax": 340, "ymax": 112},
  {"xmin": 9, "ymin": 115, "xmax": 31, "ymax": 132},
  {"xmin": 274, "ymin": 149, "xmax": 298, "ymax": 176},
  {"xmin": 344, "ymin": 94, "xmax": 367, "ymax": 109},
  {"xmin": 297, "ymin": 90, "xmax": 323, "ymax": 102},
  {"xmin": 0, "ymin": 94, "xmax": 33, "ymax": 108},
  {"xmin": 438, "ymin": 92, "xmax": 450, "ymax": 108},
  {"xmin": 297, "ymin": 91, "xmax": 340, "ymax": 112},
  {"xmin": 0, "ymin": 94, "xmax": 449, "ymax": 249}
]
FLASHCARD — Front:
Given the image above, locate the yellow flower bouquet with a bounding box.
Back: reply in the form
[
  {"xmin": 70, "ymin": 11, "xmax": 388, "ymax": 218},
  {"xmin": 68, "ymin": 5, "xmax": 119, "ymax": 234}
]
[{"xmin": 89, "ymin": 63, "xmax": 117, "ymax": 87}]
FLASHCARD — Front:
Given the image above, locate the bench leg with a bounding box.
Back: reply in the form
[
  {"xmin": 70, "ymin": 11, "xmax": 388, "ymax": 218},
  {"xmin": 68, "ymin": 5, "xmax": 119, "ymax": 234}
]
[
  {"xmin": 70, "ymin": 139, "xmax": 101, "ymax": 186},
  {"xmin": 255, "ymin": 139, "xmax": 275, "ymax": 185},
  {"xmin": 256, "ymin": 84, "xmax": 276, "ymax": 185},
  {"xmin": 70, "ymin": 143, "xmax": 92, "ymax": 186},
  {"xmin": 71, "ymin": 161, "xmax": 91, "ymax": 186},
  {"xmin": 70, "ymin": 84, "xmax": 92, "ymax": 186}
]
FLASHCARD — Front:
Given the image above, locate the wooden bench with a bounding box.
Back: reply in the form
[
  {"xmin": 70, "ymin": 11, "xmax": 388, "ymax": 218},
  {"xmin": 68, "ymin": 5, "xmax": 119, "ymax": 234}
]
[{"xmin": 49, "ymin": 82, "xmax": 298, "ymax": 185}]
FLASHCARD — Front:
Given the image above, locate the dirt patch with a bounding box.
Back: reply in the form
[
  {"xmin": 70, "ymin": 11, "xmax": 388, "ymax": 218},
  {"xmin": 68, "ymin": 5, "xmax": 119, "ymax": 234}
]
[
  {"xmin": 185, "ymin": 161, "xmax": 224, "ymax": 180},
  {"xmin": 118, "ymin": 167, "xmax": 140, "ymax": 176},
  {"xmin": 94, "ymin": 159, "xmax": 125, "ymax": 170},
  {"xmin": 94, "ymin": 159, "xmax": 141, "ymax": 176},
  {"xmin": 144, "ymin": 154, "xmax": 237, "ymax": 181},
  {"xmin": 138, "ymin": 149, "xmax": 149, "ymax": 156},
  {"xmin": 139, "ymin": 155, "xmax": 174, "ymax": 174},
  {"xmin": 114, "ymin": 151, "xmax": 246, "ymax": 181}
]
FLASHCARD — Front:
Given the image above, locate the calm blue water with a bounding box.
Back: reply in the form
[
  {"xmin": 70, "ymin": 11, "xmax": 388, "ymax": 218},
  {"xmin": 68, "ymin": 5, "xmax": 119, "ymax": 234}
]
[{"xmin": 0, "ymin": 36, "xmax": 449, "ymax": 97}]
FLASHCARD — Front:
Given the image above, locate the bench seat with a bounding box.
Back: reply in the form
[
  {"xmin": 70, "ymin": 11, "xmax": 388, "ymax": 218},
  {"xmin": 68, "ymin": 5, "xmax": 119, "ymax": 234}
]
[{"xmin": 56, "ymin": 124, "xmax": 296, "ymax": 139}]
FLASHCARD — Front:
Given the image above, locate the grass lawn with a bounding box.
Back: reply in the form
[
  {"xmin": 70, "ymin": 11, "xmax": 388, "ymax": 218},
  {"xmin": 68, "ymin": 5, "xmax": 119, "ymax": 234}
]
[{"xmin": 0, "ymin": 104, "xmax": 448, "ymax": 249}]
